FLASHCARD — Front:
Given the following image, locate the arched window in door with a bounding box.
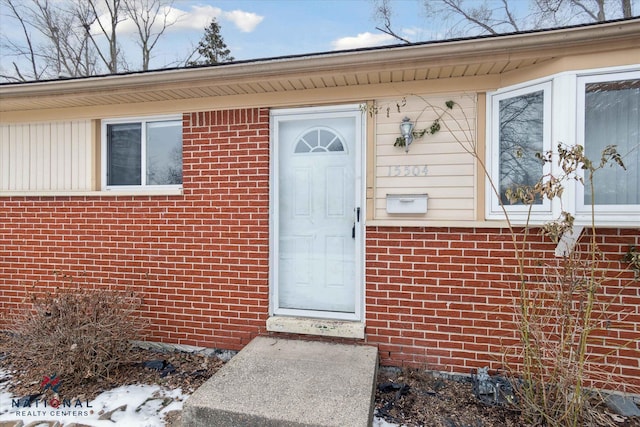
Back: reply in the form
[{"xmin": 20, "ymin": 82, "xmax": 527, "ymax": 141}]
[{"xmin": 294, "ymin": 127, "xmax": 346, "ymax": 153}]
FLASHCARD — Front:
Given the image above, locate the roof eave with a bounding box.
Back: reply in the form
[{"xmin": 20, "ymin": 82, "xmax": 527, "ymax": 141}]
[{"xmin": 1, "ymin": 18, "xmax": 639, "ymax": 100}]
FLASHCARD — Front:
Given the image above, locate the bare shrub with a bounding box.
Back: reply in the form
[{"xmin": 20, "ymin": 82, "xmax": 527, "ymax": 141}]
[
  {"xmin": 8, "ymin": 281, "xmax": 146, "ymax": 389},
  {"xmin": 367, "ymin": 97, "xmax": 638, "ymax": 426},
  {"xmin": 505, "ymin": 249, "xmax": 634, "ymax": 427}
]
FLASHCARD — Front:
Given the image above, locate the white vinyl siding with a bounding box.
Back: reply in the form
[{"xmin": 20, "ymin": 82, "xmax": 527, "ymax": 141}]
[
  {"xmin": 0, "ymin": 120, "xmax": 94, "ymax": 192},
  {"xmin": 374, "ymin": 94, "xmax": 477, "ymax": 221}
]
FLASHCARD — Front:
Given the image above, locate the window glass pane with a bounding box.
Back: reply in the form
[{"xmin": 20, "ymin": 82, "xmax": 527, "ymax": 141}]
[
  {"xmin": 295, "ymin": 140, "xmax": 311, "ymax": 153},
  {"xmin": 304, "ymin": 131, "xmax": 319, "ymax": 149},
  {"xmin": 498, "ymin": 90, "xmax": 544, "ymax": 204},
  {"xmin": 319, "ymin": 129, "xmax": 334, "ymax": 147},
  {"xmin": 146, "ymin": 120, "xmax": 182, "ymax": 185},
  {"xmin": 107, "ymin": 123, "xmax": 141, "ymax": 185},
  {"xmin": 584, "ymin": 79, "xmax": 640, "ymax": 205},
  {"xmin": 327, "ymin": 140, "xmax": 344, "ymax": 152},
  {"xmin": 295, "ymin": 129, "xmax": 345, "ymax": 154}
]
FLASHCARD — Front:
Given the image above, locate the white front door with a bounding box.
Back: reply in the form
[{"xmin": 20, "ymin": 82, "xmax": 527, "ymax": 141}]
[{"xmin": 271, "ymin": 105, "xmax": 364, "ymax": 320}]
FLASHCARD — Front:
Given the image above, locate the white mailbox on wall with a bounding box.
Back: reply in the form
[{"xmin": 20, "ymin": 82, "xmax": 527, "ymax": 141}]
[{"xmin": 386, "ymin": 194, "xmax": 428, "ymax": 214}]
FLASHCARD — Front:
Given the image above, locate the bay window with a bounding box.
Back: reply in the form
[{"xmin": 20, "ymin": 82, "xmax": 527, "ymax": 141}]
[
  {"xmin": 487, "ymin": 67, "xmax": 640, "ymax": 226},
  {"xmin": 103, "ymin": 116, "xmax": 182, "ymax": 190},
  {"xmin": 487, "ymin": 82, "xmax": 552, "ymax": 221},
  {"xmin": 577, "ymin": 73, "xmax": 639, "ymax": 213}
]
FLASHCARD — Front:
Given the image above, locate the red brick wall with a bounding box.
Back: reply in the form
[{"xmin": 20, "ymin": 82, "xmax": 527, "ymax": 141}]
[
  {"xmin": 1, "ymin": 108, "xmax": 638, "ymax": 392},
  {"xmin": 0, "ymin": 108, "xmax": 271, "ymax": 351},
  {"xmin": 365, "ymin": 226, "xmax": 640, "ymax": 392}
]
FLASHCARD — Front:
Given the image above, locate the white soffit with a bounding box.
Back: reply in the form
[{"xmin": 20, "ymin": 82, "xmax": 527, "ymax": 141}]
[{"xmin": 1, "ymin": 19, "xmax": 639, "ymax": 113}]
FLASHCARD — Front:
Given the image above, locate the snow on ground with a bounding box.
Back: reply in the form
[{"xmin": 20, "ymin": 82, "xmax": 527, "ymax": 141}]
[
  {"xmin": 373, "ymin": 416, "xmax": 402, "ymax": 426},
  {"xmin": 1, "ymin": 368, "xmax": 399, "ymax": 426},
  {"xmin": 0, "ymin": 369, "xmax": 187, "ymax": 427}
]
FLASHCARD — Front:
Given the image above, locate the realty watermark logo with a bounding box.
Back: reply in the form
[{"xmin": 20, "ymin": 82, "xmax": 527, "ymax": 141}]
[
  {"xmin": 40, "ymin": 374, "xmax": 61, "ymax": 393},
  {"xmin": 11, "ymin": 373, "xmax": 94, "ymax": 418}
]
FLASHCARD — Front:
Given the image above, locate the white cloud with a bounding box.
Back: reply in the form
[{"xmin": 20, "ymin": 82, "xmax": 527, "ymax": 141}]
[
  {"xmin": 89, "ymin": 5, "xmax": 263, "ymax": 35},
  {"xmin": 89, "ymin": 6, "xmax": 200, "ymax": 35},
  {"xmin": 173, "ymin": 6, "xmax": 263, "ymax": 33},
  {"xmin": 331, "ymin": 32, "xmax": 396, "ymax": 50},
  {"xmin": 222, "ymin": 10, "xmax": 264, "ymax": 32},
  {"xmin": 172, "ymin": 5, "xmax": 222, "ymax": 31}
]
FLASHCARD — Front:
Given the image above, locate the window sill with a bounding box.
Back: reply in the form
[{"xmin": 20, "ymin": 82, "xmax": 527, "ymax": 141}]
[
  {"xmin": 366, "ymin": 219, "xmax": 510, "ymax": 228},
  {"xmin": 0, "ymin": 189, "xmax": 183, "ymax": 197},
  {"xmin": 266, "ymin": 316, "xmax": 365, "ymax": 339}
]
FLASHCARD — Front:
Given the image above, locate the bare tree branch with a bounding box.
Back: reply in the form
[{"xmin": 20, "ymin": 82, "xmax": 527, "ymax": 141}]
[
  {"xmin": 501, "ymin": 0, "xmax": 520, "ymax": 31},
  {"xmin": 373, "ymin": 0, "xmax": 411, "ymax": 43},
  {"xmin": 373, "ymin": 0, "xmax": 639, "ymax": 43},
  {"xmin": 81, "ymin": 0, "xmax": 123, "ymax": 73},
  {"xmin": 569, "ymin": 0, "xmax": 601, "ymax": 21},
  {"xmin": 375, "ymin": 25, "xmax": 410, "ymax": 43},
  {"xmin": 123, "ymin": 0, "xmax": 176, "ymax": 70},
  {"xmin": 1, "ymin": 0, "xmax": 41, "ymax": 80},
  {"xmin": 440, "ymin": 0, "xmax": 502, "ymax": 35},
  {"xmin": 1, "ymin": 0, "xmax": 192, "ymax": 81}
]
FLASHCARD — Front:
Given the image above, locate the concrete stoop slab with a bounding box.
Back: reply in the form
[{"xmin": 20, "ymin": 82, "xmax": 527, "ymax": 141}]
[{"xmin": 182, "ymin": 337, "xmax": 378, "ymax": 427}]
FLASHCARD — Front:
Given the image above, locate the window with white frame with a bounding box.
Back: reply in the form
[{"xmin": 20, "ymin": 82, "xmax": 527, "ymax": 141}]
[
  {"xmin": 487, "ymin": 81, "xmax": 552, "ymax": 221},
  {"xmin": 103, "ymin": 116, "xmax": 182, "ymax": 189},
  {"xmin": 577, "ymin": 73, "xmax": 640, "ymax": 214},
  {"xmin": 487, "ymin": 67, "xmax": 640, "ymax": 226}
]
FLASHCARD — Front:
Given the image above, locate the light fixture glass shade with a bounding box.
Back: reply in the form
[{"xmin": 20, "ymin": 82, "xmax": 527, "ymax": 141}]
[
  {"xmin": 400, "ymin": 117, "xmax": 414, "ymax": 138},
  {"xmin": 400, "ymin": 117, "xmax": 414, "ymax": 152}
]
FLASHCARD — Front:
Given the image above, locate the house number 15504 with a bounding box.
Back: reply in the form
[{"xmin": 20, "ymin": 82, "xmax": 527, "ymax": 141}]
[{"xmin": 387, "ymin": 165, "xmax": 428, "ymax": 177}]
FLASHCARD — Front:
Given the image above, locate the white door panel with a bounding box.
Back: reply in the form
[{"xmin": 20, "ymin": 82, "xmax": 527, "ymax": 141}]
[{"xmin": 272, "ymin": 107, "xmax": 363, "ymax": 317}]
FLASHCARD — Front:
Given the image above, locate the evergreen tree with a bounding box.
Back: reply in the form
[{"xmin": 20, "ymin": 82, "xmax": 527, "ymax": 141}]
[{"xmin": 188, "ymin": 18, "xmax": 234, "ymax": 66}]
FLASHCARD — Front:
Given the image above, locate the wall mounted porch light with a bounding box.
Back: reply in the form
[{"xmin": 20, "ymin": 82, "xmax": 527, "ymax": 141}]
[
  {"xmin": 394, "ymin": 100, "xmax": 455, "ymax": 153},
  {"xmin": 399, "ymin": 116, "xmax": 415, "ymax": 153}
]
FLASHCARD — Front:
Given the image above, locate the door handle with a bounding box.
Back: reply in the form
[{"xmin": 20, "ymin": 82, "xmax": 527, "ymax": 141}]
[{"xmin": 352, "ymin": 207, "xmax": 361, "ymax": 239}]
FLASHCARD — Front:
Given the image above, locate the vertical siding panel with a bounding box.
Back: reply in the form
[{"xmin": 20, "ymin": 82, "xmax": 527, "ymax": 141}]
[
  {"xmin": 76, "ymin": 121, "xmax": 88, "ymax": 189},
  {"xmin": 28, "ymin": 124, "xmax": 36, "ymax": 189},
  {"xmin": 85, "ymin": 121, "xmax": 94, "ymax": 189},
  {"xmin": 8, "ymin": 125, "xmax": 17, "ymax": 190},
  {"xmin": 75, "ymin": 121, "xmax": 83, "ymax": 189},
  {"xmin": 0, "ymin": 120, "xmax": 93, "ymax": 193},
  {"xmin": 56, "ymin": 121, "xmax": 67, "ymax": 190},
  {"xmin": 31, "ymin": 123, "xmax": 39, "ymax": 189},
  {"xmin": 10, "ymin": 125, "xmax": 19, "ymax": 190},
  {"xmin": 0, "ymin": 125, "xmax": 9, "ymax": 190},
  {"xmin": 63, "ymin": 121, "xmax": 72, "ymax": 188},
  {"xmin": 69, "ymin": 122, "xmax": 80, "ymax": 190},
  {"xmin": 16, "ymin": 125, "xmax": 29, "ymax": 190},
  {"xmin": 91, "ymin": 120, "xmax": 97, "ymax": 189},
  {"xmin": 50, "ymin": 122, "xmax": 60, "ymax": 190},
  {"xmin": 26, "ymin": 124, "xmax": 34, "ymax": 189},
  {"xmin": 42, "ymin": 123, "xmax": 51, "ymax": 190},
  {"xmin": 34, "ymin": 123, "xmax": 47, "ymax": 190}
]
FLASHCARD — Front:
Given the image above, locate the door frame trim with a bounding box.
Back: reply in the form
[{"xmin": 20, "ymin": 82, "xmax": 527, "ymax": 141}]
[{"xmin": 269, "ymin": 104, "xmax": 366, "ymax": 321}]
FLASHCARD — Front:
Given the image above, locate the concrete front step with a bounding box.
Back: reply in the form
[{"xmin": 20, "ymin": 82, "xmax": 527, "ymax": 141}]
[{"xmin": 182, "ymin": 337, "xmax": 378, "ymax": 427}]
